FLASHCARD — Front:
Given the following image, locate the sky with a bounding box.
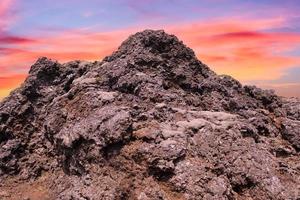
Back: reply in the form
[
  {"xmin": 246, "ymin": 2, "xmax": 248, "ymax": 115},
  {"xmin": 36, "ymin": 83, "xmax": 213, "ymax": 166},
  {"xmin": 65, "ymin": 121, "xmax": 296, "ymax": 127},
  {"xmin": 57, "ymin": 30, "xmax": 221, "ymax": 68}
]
[{"xmin": 0, "ymin": 0, "xmax": 300, "ymax": 99}]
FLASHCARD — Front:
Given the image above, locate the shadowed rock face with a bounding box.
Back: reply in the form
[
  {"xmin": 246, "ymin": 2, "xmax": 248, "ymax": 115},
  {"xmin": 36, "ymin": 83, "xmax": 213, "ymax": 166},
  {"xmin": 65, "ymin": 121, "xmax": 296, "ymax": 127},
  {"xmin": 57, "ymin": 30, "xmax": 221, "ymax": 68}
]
[{"xmin": 0, "ymin": 30, "xmax": 299, "ymax": 200}]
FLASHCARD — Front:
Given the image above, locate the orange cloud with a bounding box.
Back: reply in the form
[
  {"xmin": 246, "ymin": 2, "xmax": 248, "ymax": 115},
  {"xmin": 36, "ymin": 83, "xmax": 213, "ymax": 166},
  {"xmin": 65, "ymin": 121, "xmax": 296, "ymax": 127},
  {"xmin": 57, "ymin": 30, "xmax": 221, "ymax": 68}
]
[
  {"xmin": 255, "ymin": 83, "xmax": 300, "ymax": 98},
  {"xmin": 0, "ymin": 89, "xmax": 11, "ymax": 100},
  {"xmin": 0, "ymin": 74, "xmax": 26, "ymax": 100},
  {"xmin": 0, "ymin": 74, "xmax": 26, "ymax": 89},
  {"xmin": 165, "ymin": 19, "xmax": 300, "ymax": 81},
  {"xmin": 1, "ymin": 17, "xmax": 300, "ymax": 99}
]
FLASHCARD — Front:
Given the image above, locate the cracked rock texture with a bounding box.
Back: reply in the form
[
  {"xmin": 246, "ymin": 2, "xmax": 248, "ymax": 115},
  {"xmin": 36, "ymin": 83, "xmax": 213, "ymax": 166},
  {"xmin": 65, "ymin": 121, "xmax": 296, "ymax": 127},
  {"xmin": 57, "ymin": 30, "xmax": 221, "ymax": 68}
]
[{"xmin": 0, "ymin": 30, "xmax": 300, "ymax": 200}]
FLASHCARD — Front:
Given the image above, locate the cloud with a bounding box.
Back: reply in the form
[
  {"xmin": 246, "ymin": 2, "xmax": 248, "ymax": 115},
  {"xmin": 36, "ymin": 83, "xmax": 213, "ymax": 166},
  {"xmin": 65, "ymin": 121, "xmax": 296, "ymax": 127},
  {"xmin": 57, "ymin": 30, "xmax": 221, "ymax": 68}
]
[
  {"xmin": 215, "ymin": 31, "xmax": 266, "ymax": 39},
  {"xmin": 0, "ymin": 47, "xmax": 24, "ymax": 55},
  {"xmin": 81, "ymin": 11, "xmax": 94, "ymax": 18},
  {"xmin": 255, "ymin": 83, "xmax": 300, "ymax": 98},
  {"xmin": 164, "ymin": 18, "xmax": 300, "ymax": 81},
  {"xmin": 0, "ymin": 0, "xmax": 13, "ymax": 16},
  {"xmin": 0, "ymin": 0, "xmax": 15, "ymax": 29},
  {"xmin": 0, "ymin": 74, "xmax": 26, "ymax": 100},
  {"xmin": 0, "ymin": 74, "xmax": 26, "ymax": 89},
  {"xmin": 0, "ymin": 35, "xmax": 35, "ymax": 44},
  {"xmin": 0, "ymin": 89, "xmax": 11, "ymax": 100},
  {"xmin": 1, "ymin": 16, "xmax": 300, "ymax": 98}
]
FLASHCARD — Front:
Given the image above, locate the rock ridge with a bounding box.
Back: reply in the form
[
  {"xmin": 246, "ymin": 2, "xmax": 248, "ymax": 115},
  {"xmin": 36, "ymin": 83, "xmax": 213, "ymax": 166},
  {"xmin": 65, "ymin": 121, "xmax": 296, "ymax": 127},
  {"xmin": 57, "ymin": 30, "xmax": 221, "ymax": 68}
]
[{"xmin": 0, "ymin": 30, "xmax": 299, "ymax": 200}]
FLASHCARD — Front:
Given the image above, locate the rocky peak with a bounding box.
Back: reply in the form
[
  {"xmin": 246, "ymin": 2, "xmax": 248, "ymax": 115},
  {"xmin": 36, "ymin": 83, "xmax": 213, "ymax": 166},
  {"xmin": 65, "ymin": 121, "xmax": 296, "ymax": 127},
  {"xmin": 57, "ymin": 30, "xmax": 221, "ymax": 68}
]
[
  {"xmin": 28, "ymin": 57, "xmax": 58, "ymax": 75},
  {"xmin": 0, "ymin": 30, "xmax": 299, "ymax": 200},
  {"xmin": 104, "ymin": 30, "xmax": 214, "ymax": 78},
  {"xmin": 105, "ymin": 30, "xmax": 195, "ymax": 60}
]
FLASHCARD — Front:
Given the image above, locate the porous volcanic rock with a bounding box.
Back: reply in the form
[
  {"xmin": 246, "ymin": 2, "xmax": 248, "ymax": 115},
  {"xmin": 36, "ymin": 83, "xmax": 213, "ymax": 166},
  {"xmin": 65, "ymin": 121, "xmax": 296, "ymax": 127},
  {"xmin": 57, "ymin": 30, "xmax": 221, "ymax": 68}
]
[{"xmin": 0, "ymin": 30, "xmax": 299, "ymax": 200}]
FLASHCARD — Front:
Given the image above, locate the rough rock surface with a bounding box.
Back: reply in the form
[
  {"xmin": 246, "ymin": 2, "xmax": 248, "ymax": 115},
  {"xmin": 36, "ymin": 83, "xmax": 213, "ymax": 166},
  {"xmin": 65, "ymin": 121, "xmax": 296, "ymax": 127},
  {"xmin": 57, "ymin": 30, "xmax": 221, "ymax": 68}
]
[{"xmin": 0, "ymin": 30, "xmax": 300, "ymax": 200}]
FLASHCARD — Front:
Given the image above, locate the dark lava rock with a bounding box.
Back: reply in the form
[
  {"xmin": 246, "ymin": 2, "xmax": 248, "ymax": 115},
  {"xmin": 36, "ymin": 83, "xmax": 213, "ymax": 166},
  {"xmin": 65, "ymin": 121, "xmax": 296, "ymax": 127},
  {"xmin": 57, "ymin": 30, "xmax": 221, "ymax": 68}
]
[{"xmin": 0, "ymin": 30, "xmax": 299, "ymax": 200}]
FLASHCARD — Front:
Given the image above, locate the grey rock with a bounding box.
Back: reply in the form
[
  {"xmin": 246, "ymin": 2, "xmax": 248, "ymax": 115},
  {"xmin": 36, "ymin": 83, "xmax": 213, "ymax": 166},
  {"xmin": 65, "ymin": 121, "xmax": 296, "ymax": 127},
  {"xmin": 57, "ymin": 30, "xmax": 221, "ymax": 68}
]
[
  {"xmin": 0, "ymin": 30, "xmax": 299, "ymax": 200},
  {"xmin": 281, "ymin": 118, "xmax": 300, "ymax": 150}
]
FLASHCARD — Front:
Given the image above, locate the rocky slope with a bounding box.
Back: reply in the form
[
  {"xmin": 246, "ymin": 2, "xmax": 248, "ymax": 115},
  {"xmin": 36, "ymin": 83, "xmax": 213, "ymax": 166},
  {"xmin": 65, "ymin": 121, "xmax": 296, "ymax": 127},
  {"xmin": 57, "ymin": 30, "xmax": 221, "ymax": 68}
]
[{"xmin": 0, "ymin": 30, "xmax": 299, "ymax": 200}]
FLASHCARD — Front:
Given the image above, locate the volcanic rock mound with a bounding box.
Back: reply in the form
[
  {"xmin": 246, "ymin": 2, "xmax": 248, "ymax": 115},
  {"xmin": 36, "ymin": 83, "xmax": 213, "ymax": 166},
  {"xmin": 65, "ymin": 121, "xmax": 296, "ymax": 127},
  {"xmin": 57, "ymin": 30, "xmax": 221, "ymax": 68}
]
[{"xmin": 0, "ymin": 30, "xmax": 299, "ymax": 200}]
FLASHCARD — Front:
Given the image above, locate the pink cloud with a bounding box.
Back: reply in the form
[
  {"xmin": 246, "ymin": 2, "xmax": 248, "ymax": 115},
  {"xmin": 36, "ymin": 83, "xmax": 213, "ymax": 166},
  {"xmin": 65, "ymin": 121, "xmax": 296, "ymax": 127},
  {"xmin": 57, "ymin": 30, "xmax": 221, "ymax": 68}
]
[
  {"xmin": 1, "ymin": 16, "xmax": 300, "ymax": 98},
  {"xmin": 255, "ymin": 83, "xmax": 300, "ymax": 98},
  {"xmin": 0, "ymin": 0, "xmax": 15, "ymax": 29},
  {"xmin": 0, "ymin": 35, "xmax": 35, "ymax": 44},
  {"xmin": 213, "ymin": 31, "xmax": 267, "ymax": 39},
  {"xmin": 0, "ymin": 0, "xmax": 13, "ymax": 15}
]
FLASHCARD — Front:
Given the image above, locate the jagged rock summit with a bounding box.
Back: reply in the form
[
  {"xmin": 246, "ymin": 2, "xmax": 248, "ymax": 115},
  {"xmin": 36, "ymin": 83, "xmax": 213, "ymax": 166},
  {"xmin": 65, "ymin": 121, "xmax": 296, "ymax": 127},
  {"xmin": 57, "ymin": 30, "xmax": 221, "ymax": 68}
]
[{"xmin": 0, "ymin": 30, "xmax": 300, "ymax": 200}]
